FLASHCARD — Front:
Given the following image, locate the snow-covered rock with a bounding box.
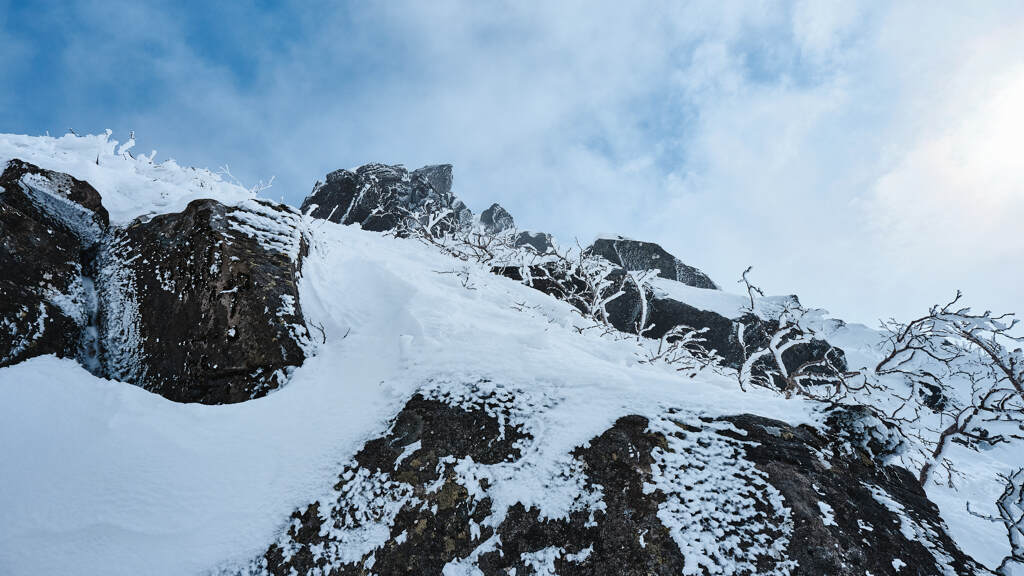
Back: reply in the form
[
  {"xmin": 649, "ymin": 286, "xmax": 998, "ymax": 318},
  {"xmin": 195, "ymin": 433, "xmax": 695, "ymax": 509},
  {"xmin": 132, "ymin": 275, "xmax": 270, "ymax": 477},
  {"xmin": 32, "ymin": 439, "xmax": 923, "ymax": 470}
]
[
  {"xmin": 237, "ymin": 389, "xmax": 986, "ymax": 576},
  {"xmin": 479, "ymin": 202, "xmax": 515, "ymax": 235},
  {"xmin": 588, "ymin": 236, "xmax": 719, "ymax": 289},
  {"xmin": 96, "ymin": 197, "xmax": 310, "ymax": 403},
  {"xmin": 0, "ymin": 159, "xmax": 107, "ymax": 368},
  {"xmin": 1, "ymin": 143, "xmax": 310, "ymax": 403},
  {"xmin": 514, "ymin": 230, "xmax": 555, "ymax": 254},
  {"xmin": 301, "ymin": 163, "xmax": 472, "ymax": 232}
]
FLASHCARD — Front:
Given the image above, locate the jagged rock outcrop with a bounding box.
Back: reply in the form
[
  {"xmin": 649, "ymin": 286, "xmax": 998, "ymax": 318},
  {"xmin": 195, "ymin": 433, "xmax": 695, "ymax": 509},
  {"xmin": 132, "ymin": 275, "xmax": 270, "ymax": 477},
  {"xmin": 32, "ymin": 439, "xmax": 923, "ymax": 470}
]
[
  {"xmin": 240, "ymin": 383, "xmax": 986, "ymax": 576},
  {"xmin": 97, "ymin": 198, "xmax": 310, "ymax": 404},
  {"xmin": 301, "ymin": 163, "xmax": 472, "ymax": 232},
  {"xmin": 514, "ymin": 230, "xmax": 555, "ymax": 254},
  {"xmin": 494, "ymin": 245, "xmax": 843, "ymax": 385},
  {"xmin": 600, "ymin": 268, "xmax": 739, "ymax": 351},
  {"xmin": 588, "ymin": 236, "xmax": 718, "ymax": 289},
  {"xmin": 0, "ymin": 159, "xmax": 107, "ymax": 367},
  {"xmin": 479, "ymin": 203, "xmax": 515, "ymax": 235},
  {"xmin": 2, "ymin": 158, "xmax": 311, "ymax": 403},
  {"xmin": 723, "ymin": 411, "xmax": 986, "ymax": 575}
]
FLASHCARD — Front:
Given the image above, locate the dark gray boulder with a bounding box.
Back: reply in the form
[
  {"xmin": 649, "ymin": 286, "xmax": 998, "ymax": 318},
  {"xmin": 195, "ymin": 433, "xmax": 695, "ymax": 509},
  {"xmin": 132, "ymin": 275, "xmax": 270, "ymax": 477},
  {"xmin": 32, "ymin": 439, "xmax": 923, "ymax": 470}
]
[
  {"xmin": 0, "ymin": 160, "xmax": 107, "ymax": 367},
  {"xmin": 479, "ymin": 203, "xmax": 515, "ymax": 234},
  {"xmin": 412, "ymin": 164, "xmax": 454, "ymax": 198},
  {"xmin": 301, "ymin": 163, "xmax": 471, "ymax": 233},
  {"xmin": 595, "ymin": 268, "xmax": 742, "ymax": 362},
  {"xmin": 588, "ymin": 236, "xmax": 718, "ymax": 289},
  {"xmin": 513, "ymin": 231, "xmax": 554, "ymax": 254},
  {"xmin": 96, "ymin": 198, "xmax": 309, "ymax": 404}
]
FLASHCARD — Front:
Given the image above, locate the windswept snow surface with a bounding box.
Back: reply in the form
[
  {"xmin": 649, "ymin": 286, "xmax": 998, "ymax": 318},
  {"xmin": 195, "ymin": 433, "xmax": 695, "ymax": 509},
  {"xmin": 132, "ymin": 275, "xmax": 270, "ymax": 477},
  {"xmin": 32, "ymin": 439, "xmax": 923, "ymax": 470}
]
[
  {"xmin": 1, "ymin": 217, "xmax": 816, "ymax": 576},
  {"xmin": 0, "ymin": 131, "xmax": 254, "ymax": 224},
  {"xmin": 649, "ymin": 277, "xmax": 749, "ymax": 319}
]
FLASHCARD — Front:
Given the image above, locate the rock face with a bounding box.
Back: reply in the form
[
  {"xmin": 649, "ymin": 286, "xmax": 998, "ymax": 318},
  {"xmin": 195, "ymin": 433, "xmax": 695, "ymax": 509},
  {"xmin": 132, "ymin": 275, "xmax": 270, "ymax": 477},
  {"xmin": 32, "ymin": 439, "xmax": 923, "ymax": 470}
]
[
  {"xmin": 239, "ymin": 383, "xmax": 986, "ymax": 576},
  {"xmin": 301, "ymin": 163, "xmax": 471, "ymax": 232},
  {"xmin": 492, "ymin": 258, "xmax": 747, "ymax": 365},
  {"xmin": 1, "ymin": 159, "xmax": 311, "ymax": 403},
  {"xmin": 513, "ymin": 231, "xmax": 554, "ymax": 254},
  {"xmin": 495, "ymin": 242, "xmax": 844, "ymax": 387},
  {"xmin": 0, "ymin": 160, "xmax": 107, "ymax": 367},
  {"xmin": 725, "ymin": 411, "xmax": 984, "ymax": 575},
  {"xmin": 588, "ymin": 236, "xmax": 718, "ymax": 289},
  {"xmin": 97, "ymin": 198, "xmax": 310, "ymax": 404},
  {"xmin": 479, "ymin": 203, "xmax": 515, "ymax": 235}
]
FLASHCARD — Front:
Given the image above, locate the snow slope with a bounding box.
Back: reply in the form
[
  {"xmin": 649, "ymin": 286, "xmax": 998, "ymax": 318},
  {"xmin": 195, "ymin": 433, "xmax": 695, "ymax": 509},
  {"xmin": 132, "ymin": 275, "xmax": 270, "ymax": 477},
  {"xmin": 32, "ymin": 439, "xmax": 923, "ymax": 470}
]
[
  {"xmin": 0, "ymin": 218, "xmax": 817, "ymax": 576},
  {"xmin": 0, "ymin": 132, "xmax": 1018, "ymax": 574}
]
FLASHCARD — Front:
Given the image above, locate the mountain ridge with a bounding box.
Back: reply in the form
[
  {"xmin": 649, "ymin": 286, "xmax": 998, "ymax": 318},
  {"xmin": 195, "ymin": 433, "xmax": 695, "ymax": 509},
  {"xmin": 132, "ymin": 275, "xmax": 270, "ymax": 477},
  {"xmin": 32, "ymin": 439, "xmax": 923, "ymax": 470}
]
[{"xmin": 0, "ymin": 132, "xmax": 1019, "ymax": 575}]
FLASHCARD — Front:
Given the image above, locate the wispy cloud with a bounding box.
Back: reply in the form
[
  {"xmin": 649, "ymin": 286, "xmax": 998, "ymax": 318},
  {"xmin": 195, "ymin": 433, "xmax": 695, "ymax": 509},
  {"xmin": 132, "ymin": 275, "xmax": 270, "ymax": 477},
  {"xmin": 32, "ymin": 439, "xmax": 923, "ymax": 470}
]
[{"xmin": 2, "ymin": 1, "xmax": 1022, "ymax": 323}]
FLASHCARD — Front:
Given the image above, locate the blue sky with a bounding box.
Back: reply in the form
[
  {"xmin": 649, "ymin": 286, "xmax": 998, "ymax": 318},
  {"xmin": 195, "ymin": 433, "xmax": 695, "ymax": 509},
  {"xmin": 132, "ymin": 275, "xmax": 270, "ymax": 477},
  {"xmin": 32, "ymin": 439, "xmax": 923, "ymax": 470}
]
[{"xmin": 2, "ymin": 0, "xmax": 1022, "ymax": 324}]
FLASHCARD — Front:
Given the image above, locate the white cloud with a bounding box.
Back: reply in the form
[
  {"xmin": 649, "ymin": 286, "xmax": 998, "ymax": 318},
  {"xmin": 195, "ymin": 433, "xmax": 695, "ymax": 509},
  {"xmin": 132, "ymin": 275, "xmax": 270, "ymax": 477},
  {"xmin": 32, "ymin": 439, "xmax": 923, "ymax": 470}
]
[
  {"xmin": 862, "ymin": 58, "xmax": 1024, "ymax": 318},
  {"xmin": 645, "ymin": 3, "xmax": 1024, "ymax": 323},
  {"xmin": 12, "ymin": 0, "xmax": 1023, "ymax": 324}
]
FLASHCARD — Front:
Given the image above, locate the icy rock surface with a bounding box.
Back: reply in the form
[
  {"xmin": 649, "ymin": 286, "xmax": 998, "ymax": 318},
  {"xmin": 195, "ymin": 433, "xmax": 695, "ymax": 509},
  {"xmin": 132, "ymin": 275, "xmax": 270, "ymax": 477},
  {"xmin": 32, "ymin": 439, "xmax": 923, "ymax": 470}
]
[
  {"xmin": 588, "ymin": 236, "xmax": 719, "ymax": 289},
  {"xmin": 0, "ymin": 159, "xmax": 107, "ymax": 367},
  {"xmin": 97, "ymin": 197, "xmax": 310, "ymax": 403}
]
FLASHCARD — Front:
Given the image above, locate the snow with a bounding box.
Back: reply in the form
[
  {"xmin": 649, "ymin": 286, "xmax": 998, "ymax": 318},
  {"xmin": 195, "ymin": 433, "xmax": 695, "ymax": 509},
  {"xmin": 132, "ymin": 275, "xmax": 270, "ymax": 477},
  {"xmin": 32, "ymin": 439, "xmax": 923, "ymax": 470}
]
[
  {"xmin": 94, "ymin": 234, "xmax": 144, "ymax": 383},
  {"xmin": 18, "ymin": 171, "xmax": 105, "ymax": 244},
  {"xmin": 650, "ymin": 277, "xmax": 750, "ymax": 318},
  {"xmin": 227, "ymin": 199, "xmax": 303, "ymax": 260},
  {"xmin": 926, "ymin": 440, "xmax": 1020, "ymax": 568},
  {"xmin": 0, "ymin": 131, "xmax": 255, "ymax": 225},
  {"xmin": 0, "ymin": 132, "xmax": 1019, "ymax": 574},
  {"xmin": 647, "ymin": 416, "xmax": 796, "ymax": 575},
  {"xmin": 520, "ymin": 546, "xmax": 562, "ymax": 575},
  {"xmin": 817, "ymin": 501, "xmax": 837, "ymax": 527},
  {"xmin": 309, "ymin": 466, "xmax": 417, "ymax": 565},
  {"xmin": 0, "ymin": 217, "xmax": 817, "ymax": 576}
]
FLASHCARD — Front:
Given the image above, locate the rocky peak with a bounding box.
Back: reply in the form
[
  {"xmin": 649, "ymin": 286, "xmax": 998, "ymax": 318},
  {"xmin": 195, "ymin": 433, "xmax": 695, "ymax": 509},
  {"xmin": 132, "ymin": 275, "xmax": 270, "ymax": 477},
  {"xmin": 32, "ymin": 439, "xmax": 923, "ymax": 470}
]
[
  {"xmin": 479, "ymin": 202, "xmax": 515, "ymax": 234},
  {"xmin": 302, "ymin": 162, "xmax": 471, "ymax": 232},
  {"xmin": 412, "ymin": 163, "xmax": 454, "ymax": 197},
  {"xmin": 513, "ymin": 230, "xmax": 555, "ymax": 254},
  {"xmin": 588, "ymin": 236, "xmax": 718, "ymax": 289}
]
